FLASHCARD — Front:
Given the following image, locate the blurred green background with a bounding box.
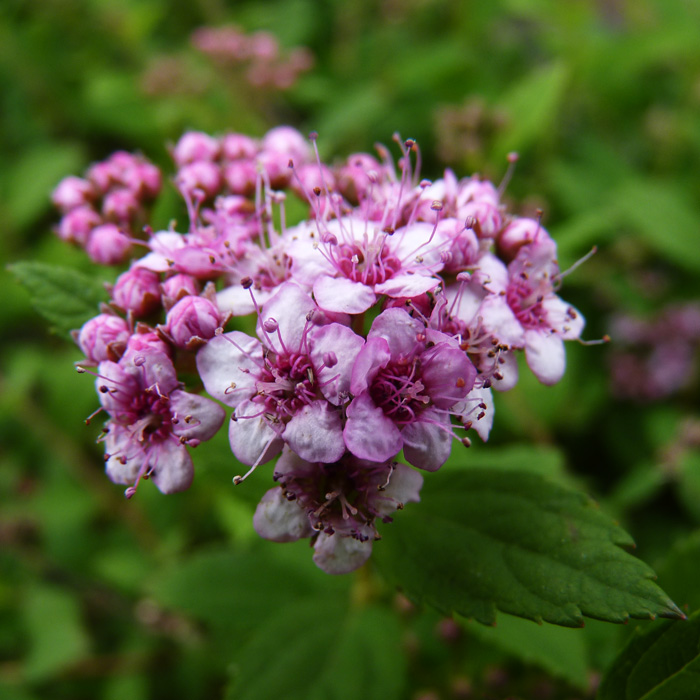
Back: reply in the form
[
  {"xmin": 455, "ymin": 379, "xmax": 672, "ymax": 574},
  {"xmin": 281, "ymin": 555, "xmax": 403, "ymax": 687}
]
[{"xmin": 2, "ymin": 1, "xmax": 700, "ymax": 698}]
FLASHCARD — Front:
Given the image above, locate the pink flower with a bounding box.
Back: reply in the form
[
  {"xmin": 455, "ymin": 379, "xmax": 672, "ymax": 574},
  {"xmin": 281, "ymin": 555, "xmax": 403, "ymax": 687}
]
[
  {"xmin": 197, "ymin": 282, "xmax": 363, "ymax": 467},
  {"xmin": 343, "ymin": 307, "xmax": 476, "ymax": 470},
  {"xmin": 96, "ymin": 349, "xmax": 225, "ymax": 495},
  {"xmin": 253, "ymin": 447, "xmax": 423, "ymax": 574}
]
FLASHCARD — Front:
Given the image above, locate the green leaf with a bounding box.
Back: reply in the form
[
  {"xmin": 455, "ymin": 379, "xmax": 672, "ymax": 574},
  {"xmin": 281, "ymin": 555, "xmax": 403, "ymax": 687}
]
[
  {"xmin": 613, "ymin": 179, "xmax": 700, "ymax": 272},
  {"xmin": 374, "ymin": 469, "xmax": 683, "ymax": 627},
  {"xmin": 598, "ymin": 610, "xmax": 700, "ymax": 700},
  {"xmin": 493, "ymin": 61, "xmax": 569, "ymax": 159},
  {"xmin": 8, "ymin": 261, "xmax": 106, "ymax": 336},
  {"xmin": 148, "ymin": 544, "xmax": 349, "ymax": 641},
  {"xmin": 462, "ymin": 612, "xmax": 590, "ymax": 690},
  {"xmin": 22, "ymin": 583, "xmax": 90, "ymax": 681},
  {"xmin": 226, "ymin": 601, "xmax": 405, "ymax": 700},
  {"xmin": 657, "ymin": 530, "xmax": 700, "ymax": 615}
]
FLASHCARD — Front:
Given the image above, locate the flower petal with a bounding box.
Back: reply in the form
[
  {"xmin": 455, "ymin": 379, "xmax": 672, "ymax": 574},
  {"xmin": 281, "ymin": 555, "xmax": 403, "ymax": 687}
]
[
  {"xmin": 170, "ymin": 390, "xmax": 226, "ymax": 441},
  {"xmin": 312, "ymin": 532, "xmax": 373, "ymax": 575},
  {"xmin": 282, "ymin": 400, "xmax": 346, "ymax": 463},
  {"xmin": 253, "ymin": 488, "xmax": 313, "ymax": 542}
]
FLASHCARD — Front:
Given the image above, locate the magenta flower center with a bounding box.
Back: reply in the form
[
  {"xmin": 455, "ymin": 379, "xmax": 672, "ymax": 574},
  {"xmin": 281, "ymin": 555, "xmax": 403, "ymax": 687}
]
[
  {"xmin": 506, "ymin": 279, "xmax": 546, "ymax": 329},
  {"xmin": 119, "ymin": 390, "xmax": 173, "ymax": 443},
  {"xmin": 334, "ymin": 243, "xmax": 401, "ymax": 286},
  {"xmin": 255, "ymin": 351, "xmax": 315, "ymax": 417},
  {"xmin": 370, "ymin": 357, "xmax": 430, "ymax": 425}
]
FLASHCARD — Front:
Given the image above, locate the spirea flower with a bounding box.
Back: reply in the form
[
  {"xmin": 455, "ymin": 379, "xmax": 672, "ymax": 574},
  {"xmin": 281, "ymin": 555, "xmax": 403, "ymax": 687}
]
[{"xmin": 55, "ymin": 127, "xmax": 591, "ymax": 572}]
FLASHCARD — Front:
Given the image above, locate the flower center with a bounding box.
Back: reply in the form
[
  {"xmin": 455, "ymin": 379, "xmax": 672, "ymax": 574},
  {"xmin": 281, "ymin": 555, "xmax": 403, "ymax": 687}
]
[
  {"xmin": 335, "ymin": 242, "xmax": 401, "ymax": 286},
  {"xmin": 370, "ymin": 357, "xmax": 430, "ymax": 425},
  {"xmin": 255, "ymin": 351, "xmax": 315, "ymax": 417}
]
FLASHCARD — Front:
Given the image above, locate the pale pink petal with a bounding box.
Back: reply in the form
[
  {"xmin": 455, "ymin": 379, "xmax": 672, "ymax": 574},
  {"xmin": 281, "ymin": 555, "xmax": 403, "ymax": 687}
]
[
  {"xmin": 170, "ymin": 390, "xmax": 226, "ymax": 441},
  {"xmin": 196, "ymin": 332, "xmax": 262, "ymax": 407},
  {"xmin": 253, "ymin": 488, "xmax": 313, "ymax": 542},
  {"xmin": 542, "ymin": 296, "xmax": 585, "ymax": 340},
  {"xmin": 313, "ymin": 276, "xmax": 376, "ymax": 314},
  {"xmin": 489, "ymin": 351, "xmax": 519, "ymax": 392},
  {"xmin": 467, "ymin": 386, "xmax": 494, "ymax": 441},
  {"xmin": 104, "ymin": 426, "xmax": 142, "ymax": 485},
  {"xmin": 374, "ymin": 273, "xmax": 440, "ymax": 299},
  {"xmin": 401, "ymin": 410, "xmax": 453, "ymax": 471},
  {"xmin": 479, "ymin": 295, "xmax": 525, "ymax": 348},
  {"xmin": 309, "ymin": 323, "xmax": 364, "ymax": 405},
  {"xmin": 258, "ymin": 282, "xmax": 316, "ymax": 354},
  {"xmin": 216, "ymin": 284, "xmax": 278, "ymax": 316},
  {"xmin": 524, "ymin": 330, "xmax": 566, "ymax": 386},
  {"xmin": 374, "ymin": 464, "xmax": 423, "ymax": 517},
  {"xmin": 350, "ymin": 336, "xmax": 391, "ymax": 396},
  {"xmin": 312, "ymin": 532, "xmax": 373, "ymax": 575},
  {"xmin": 344, "ymin": 392, "xmax": 403, "ymax": 462},
  {"xmin": 282, "ymin": 401, "xmax": 345, "ymax": 463},
  {"xmin": 149, "ymin": 440, "xmax": 194, "ymax": 494},
  {"xmin": 228, "ymin": 399, "xmax": 283, "ymax": 466},
  {"xmin": 367, "ymin": 308, "xmax": 424, "ymax": 358}
]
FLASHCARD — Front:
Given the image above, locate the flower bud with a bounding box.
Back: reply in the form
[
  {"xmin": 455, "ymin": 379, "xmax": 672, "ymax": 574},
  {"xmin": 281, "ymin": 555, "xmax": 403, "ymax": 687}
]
[
  {"xmin": 126, "ymin": 161, "xmax": 162, "ymax": 199},
  {"xmin": 57, "ymin": 206, "xmax": 101, "ymax": 245},
  {"xmin": 126, "ymin": 330, "xmax": 171, "ymax": 356},
  {"xmin": 162, "ymin": 273, "xmax": 201, "ymax": 301},
  {"xmin": 172, "ymin": 131, "xmax": 220, "ymax": 166},
  {"xmin": 222, "ymin": 160, "xmax": 258, "ymax": 196},
  {"xmin": 112, "ymin": 268, "xmax": 161, "ymax": 316},
  {"xmin": 166, "ymin": 295, "xmax": 221, "ymax": 347},
  {"xmin": 497, "ymin": 217, "xmax": 549, "ymax": 261},
  {"xmin": 78, "ymin": 313, "xmax": 130, "ymax": 363},
  {"xmin": 221, "ymin": 133, "xmax": 258, "ymax": 161},
  {"xmin": 262, "ymin": 126, "xmax": 310, "ymax": 165},
  {"xmin": 52, "ymin": 176, "xmax": 96, "ymax": 212},
  {"xmin": 85, "ymin": 224, "xmax": 132, "ymax": 265},
  {"xmin": 176, "ymin": 161, "xmax": 222, "ymax": 199},
  {"xmin": 102, "ymin": 188, "xmax": 141, "ymax": 223}
]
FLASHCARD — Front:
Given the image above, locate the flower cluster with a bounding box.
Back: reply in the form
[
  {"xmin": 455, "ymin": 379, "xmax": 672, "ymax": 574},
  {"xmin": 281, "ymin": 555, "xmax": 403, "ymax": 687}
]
[
  {"xmin": 191, "ymin": 25, "xmax": 314, "ymax": 90},
  {"xmin": 55, "ymin": 127, "xmax": 585, "ymax": 573}
]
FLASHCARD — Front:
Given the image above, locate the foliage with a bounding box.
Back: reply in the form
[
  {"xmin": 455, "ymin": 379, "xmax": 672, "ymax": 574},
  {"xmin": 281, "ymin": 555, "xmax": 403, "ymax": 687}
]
[{"xmin": 3, "ymin": 1, "xmax": 700, "ymax": 699}]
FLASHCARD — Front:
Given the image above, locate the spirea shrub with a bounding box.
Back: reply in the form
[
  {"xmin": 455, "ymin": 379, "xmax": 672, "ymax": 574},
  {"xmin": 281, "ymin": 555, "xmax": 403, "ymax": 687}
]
[{"xmin": 55, "ymin": 127, "xmax": 585, "ymax": 574}]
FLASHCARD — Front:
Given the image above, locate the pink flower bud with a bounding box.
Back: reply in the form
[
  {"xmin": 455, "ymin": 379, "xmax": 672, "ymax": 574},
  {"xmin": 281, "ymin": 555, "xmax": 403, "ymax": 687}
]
[
  {"xmin": 172, "ymin": 131, "xmax": 220, "ymax": 166},
  {"xmin": 221, "ymin": 133, "xmax": 258, "ymax": 160},
  {"xmin": 166, "ymin": 295, "xmax": 221, "ymax": 347},
  {"xmin": 290, "ymin": 163, "xmax": 335, "ymax": 199},
  {"xmin": 162, "ymin": 273, "xmax": 201, "ymax": 301},
  {"xmin": 112, "ymin": 268, "xmax": 161, "ymax": 316},
  {"xmin": 262, "ymin": 126, "xmax": 310, "ymax": 165},
  {"xmin": 497, "ymin": 218, "xmax": 548, "ymax": 261},
  {"xmin": 222, "ymin": 160, "xmax": 258, "ymax": 195},
  {"xmin": 86, "ymin": 161, "xmax": 115, "ymax": 193},
  {"xmin": 57, "ymin": 206, "xmax": 102, "ymax": 245},
  {"xmin": 52, "ymin": 176, "xmax": 96, "ymax": 212},
  {"xmin": 102, "ymin": 188, "xmax": 141, "ymax": 222},
  {"xmin": 78, "ymin": 313, "xmax": 130, "ymax": 363},
  {"xmin": 125, "ymin": 161, "xmax": 162, "ymax": 199},
  {"xmin": 85, "ymin": 224, "xmax": 132, "ymax": 265},
  {"xmin": 176, "ymin": 161, "xmax": 222, "ymax": 199},
  {"xmin": 126, "ymin": 330, "xmax": 171, "ymax": 356},
  {"xmin": 256, "ymin": 149, "xmax": 292, "ymax": 188},
  {"xmin": 461, "ymin": 201, "xmax": 503, "ymax": 239}
]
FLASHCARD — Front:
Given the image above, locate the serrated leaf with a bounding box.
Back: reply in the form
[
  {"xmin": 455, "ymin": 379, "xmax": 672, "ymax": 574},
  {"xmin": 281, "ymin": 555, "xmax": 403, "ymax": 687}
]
[
  {"xmin": 598, "ymin": 610, "xmax": 700, "ymax": 700},
  {"xmin": 226, "ymin": 601, "xmax": 405, "ymax": 700},
  {"xmin": 9, "ymin": 261, "xmax": 106, "ymax": 336},
  {"xmin": 374, "ymin": 469, "xmax": 683, "ymax": 627},
  {"xmin": 461, "ymin": 612, "xmax": 590, "ymax": 690}
]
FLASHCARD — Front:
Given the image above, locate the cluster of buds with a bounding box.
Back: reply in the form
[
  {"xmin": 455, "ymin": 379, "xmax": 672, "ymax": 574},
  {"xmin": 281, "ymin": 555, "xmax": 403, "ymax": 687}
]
[
  {"xmin": 191, "ymin": 25, "xmax": 314, "ymax": 90},
  {"xmin": 55, "ymin": 126, "xmax": 586, "ymax": 574},
  {"xmin": 52, "ymin": 151, "xmax": 162, "ymax": 265}
]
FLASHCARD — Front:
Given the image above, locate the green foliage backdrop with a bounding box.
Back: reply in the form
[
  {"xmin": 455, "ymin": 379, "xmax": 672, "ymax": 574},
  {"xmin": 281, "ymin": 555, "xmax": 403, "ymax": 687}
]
[{"xmin": 3, "ymin": 1, "xmax": 700, "ymax": 698}]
